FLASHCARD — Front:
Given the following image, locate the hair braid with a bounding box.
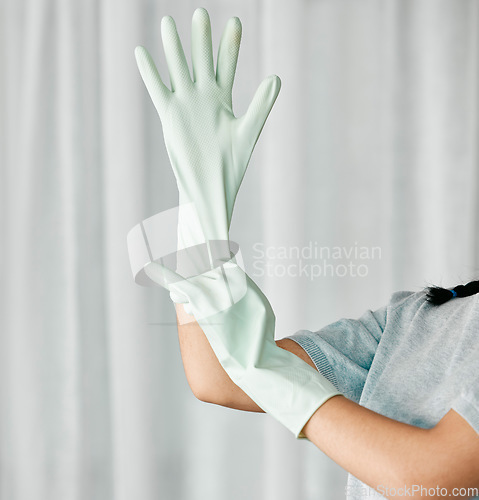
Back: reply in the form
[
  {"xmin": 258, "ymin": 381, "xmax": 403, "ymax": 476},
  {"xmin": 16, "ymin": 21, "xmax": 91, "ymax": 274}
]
[{"xmin": 425, "ymin": 280, "xmax": 479, "ymax": 305}]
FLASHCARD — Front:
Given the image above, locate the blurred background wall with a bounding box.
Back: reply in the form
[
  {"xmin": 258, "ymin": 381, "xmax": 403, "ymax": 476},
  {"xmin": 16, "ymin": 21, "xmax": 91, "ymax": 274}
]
[{"xmin": 1, "ymin": 0, "xmax": 478, "ymax": 499}]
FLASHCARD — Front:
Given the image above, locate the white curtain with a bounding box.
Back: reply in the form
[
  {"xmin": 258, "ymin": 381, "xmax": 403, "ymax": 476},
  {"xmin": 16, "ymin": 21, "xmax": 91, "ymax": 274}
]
[{"xmin": 1, "ymin": 0, "xmax": 478, "ymax": 499}]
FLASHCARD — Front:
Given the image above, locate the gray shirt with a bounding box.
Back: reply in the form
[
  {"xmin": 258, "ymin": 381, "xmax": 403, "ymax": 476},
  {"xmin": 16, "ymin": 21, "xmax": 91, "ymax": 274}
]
[{"xmin": 287, "ymin": 289, "xmax": 479, "ymax": 499}]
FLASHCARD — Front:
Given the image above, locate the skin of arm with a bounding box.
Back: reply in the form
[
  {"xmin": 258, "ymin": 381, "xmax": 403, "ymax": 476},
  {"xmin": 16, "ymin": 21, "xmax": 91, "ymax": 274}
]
[
  {"xmin": 176, "ymin": 304, "xmax": 479, "ymax": 498},
  {"xmin": 303, "ymin": 398, "xmax": 479, "ymax": 499}
]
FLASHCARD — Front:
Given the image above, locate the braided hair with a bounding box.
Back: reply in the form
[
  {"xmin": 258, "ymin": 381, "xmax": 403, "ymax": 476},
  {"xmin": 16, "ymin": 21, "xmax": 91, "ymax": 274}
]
[{"xmin": 425, "ymin": 279, "xmax": 479, "ymax": 305}]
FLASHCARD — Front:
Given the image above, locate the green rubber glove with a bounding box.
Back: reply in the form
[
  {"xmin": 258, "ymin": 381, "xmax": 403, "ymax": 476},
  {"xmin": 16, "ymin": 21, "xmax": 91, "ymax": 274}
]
[
  {"xmin": 145, "ymin": 257, "xmax": 342, "ymax": 439},
  {"xmin": 135, "ymin": 7, "xmax": 281, "ymax": 250},
  {"xmin": 131, "ymin": 9, "xmax": 342, "ymax": 438}
]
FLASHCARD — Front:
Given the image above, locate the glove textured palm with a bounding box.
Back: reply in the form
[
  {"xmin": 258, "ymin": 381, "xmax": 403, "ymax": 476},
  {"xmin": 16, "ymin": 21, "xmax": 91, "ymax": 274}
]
[{"xmin": 135, "ymin": 8, "xmax": 280, "ymax": 246}]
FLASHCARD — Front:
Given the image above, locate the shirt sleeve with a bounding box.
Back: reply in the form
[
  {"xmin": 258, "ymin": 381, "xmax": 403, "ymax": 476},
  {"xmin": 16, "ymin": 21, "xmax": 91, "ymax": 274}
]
[
  {"xmin": 452, "ymin": 375, "xmax": 479, "ymax": 436},
  {"xmin": 285, "ymin": 301, "xmax": 390, "ymax": 403}
]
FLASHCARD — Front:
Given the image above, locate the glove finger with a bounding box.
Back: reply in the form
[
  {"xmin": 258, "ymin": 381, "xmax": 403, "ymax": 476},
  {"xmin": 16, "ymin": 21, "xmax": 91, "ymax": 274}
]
[
  {"xmin": 169, "ymin": 289, "xmax": 189, "ymax": 304},
  {"xmin": 191, "ymin": 8, "xmax": 215, "ymax": 83},
  {"xmin": 170, "ymin": 289, "xmax": 194, "ymax": 317},
  {"xmin": 161, "ymin": 15, "xmax": 193, "ymax": 91},
  {"xmin": 144, "ymin": 261, "xmax": 183, "ymax": 290},
  {"xmin": 135, "ymin": 46, "xmax": 171, "ymax": 116},
  {"xmin": 145, "ymin": 263, "xmax": 196, "ymax": 317},
  {"xmin": 216, "ymin": 16, "xmax": 242, "ymax": 92},
  {"xmin": 237, "ymin": 75, "xmax": 281, "ymax": 150}
]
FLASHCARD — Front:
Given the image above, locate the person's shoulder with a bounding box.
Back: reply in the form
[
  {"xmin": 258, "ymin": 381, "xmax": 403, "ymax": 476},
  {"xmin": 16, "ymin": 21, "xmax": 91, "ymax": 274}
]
[
  {"xmin": 384, "ymin": 289, "xmax": 432, "ymax": 320},
  {"xmin": 388, "ymin": 289, "xmax": 422, "ymax": 308}
]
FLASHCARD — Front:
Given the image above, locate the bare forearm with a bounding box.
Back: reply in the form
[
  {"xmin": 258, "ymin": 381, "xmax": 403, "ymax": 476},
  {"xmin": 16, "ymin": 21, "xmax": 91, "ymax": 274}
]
[
  {"xmin": 176, "ymin": 308, "xmax": 322, "ymax": 412},
  {"xmin": 302, "ymin": 396, "xmax": 430, "ymax": 492},
  {"xmin": 175, "ymin": 303, "xmax": 263, "ymax": 411},
  {"xmin": 302, "ymin": 396, "xmax": 478, "ymax": 498}
]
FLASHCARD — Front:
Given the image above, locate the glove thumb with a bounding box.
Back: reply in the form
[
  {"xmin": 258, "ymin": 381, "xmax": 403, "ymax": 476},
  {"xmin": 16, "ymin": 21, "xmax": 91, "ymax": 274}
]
[{"xmin": 237, "ymin": 74, "xmax": 281, "ymax": 150}]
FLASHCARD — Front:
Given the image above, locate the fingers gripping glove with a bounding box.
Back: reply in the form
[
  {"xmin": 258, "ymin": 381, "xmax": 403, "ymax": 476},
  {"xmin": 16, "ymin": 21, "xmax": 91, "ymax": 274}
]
[{"xmin": 145, "ymin": 260, "xmax": 342, "ymax": 439}]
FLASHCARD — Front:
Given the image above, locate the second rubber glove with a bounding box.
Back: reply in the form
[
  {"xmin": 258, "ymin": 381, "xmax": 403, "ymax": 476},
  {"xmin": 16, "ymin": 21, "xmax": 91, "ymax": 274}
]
[{"xmin": 145, "ymin": 259, "xmax": 342, "ymax": 439}]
